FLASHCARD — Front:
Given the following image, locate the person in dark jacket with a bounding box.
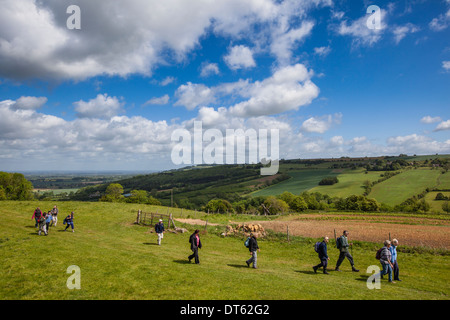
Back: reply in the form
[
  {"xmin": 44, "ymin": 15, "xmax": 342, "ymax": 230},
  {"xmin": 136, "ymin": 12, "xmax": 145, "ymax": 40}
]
[
  {"xmin": 155, "ymin": 219, "xmax": 165, "ymax": 245},
  {"xmin": 335, "ymin": 230, "xmax": 359, "ymax": 272},
  {"xmin": 313, "ymin": 236, "xmax": 330, "ymax": 274},
  {"xmin": 63, "ymin": 214, "xmax": 75, "ymax": 232},
  {"xmin": 188, "ymin": 229, "xmax": 202, "ymax": 264},
  {"xmin": 246, "ymin": 233, "xmax": 260, "ymax": 269},
  {"xmin": 32, "ymin": 207, "xmax": 42, "ymax": 228}
]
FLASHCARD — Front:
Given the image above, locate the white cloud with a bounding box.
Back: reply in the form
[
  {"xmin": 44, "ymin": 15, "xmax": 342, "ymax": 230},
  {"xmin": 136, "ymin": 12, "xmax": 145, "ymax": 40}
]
[
  {"xmin": 200, "ymin": 63, "xmax": 220, "ymax": 77},
  {"xmin": 174, "ymin": 82, "xmax": 216, "ymax": 110},
  {"xmin": 443, "ymin": 61, "xmax": 450, "ymax": 72},
  {"xmin": 392, "ymin": 23, "xmax": 420, "ymax": 44},
  {"xmin": 300, "ymin": 113, "xmax": 342, "ymax": 134},
  {"xmin": 270, "ymin": 21, "xmax": 315, "ymax": 65},
  {"xmin": 228, "ymin": 64, "xmax": 320, "ymax": 117},
  {"xmin": 435, "ymin": 120, "xmax": 450, "ymax": 131},
  {"xmin": 314, "ymin": 46, "xmax": 331, "ymax": 57},
  {"xmin": 429, "ymin": 8, "xmax": 450, "ymax": 31},
  {"xmin": 336, "ymin": 11, "xmax": 386, "ymax": 47},
  {"xmin": 144, "ymin": 95, "xmax": 170, "ymax": 105},
  {"xmin": 224, "ymin": 45, "xmax": 256, "ymax": 70},
  {"xmin": 160, "ymin": 77, "xmax": 176, "ymax": 86},
  {"xmin": 74, "ymin": 94, "xmax": 124, "ymax": 120},
  {"xmin": 421, "ymin": 116, "xmax": 442, "ymax": 124},
  {"xmin": 0, "ymin": 0, "xmax": 334, "ymax": 81},
  {"xmin": 12, "ymin": 96, "xmax": 48, "ymax": 110},
  {"xmin": 174, "ymin": 63, "xmax": 319, "ymax": 117}
]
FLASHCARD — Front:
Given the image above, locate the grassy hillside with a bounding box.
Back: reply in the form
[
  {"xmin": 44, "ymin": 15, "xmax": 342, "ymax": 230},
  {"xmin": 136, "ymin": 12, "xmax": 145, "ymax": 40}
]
[
  {"xmin": 1, "ymin": 201, "xmax": 449, "ymax": 300},
  {"xmin": 252, "ymin": 169, "xmax": 339, "ymax": 197},
  {"xmin": 309, "ymin": 169, "xmax": 382, "ymax": 198},
  {"xmin": 370, "ymin": 168, "xmax": 443, "ymax": 206}
]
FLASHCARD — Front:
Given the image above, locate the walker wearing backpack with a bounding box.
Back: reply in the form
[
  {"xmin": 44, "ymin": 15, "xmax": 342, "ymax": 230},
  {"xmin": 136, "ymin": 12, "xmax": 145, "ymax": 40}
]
[
  {"xmin": 314, "ymin": 241, "xmax": 321, "ymax": 253},
  {"xmin": 375, "ymin": 247, "xmax": 383, "ymax": 260},
  {"xmin": 244, "ymin": 237, "xmax": 250, "ymax": 248}
]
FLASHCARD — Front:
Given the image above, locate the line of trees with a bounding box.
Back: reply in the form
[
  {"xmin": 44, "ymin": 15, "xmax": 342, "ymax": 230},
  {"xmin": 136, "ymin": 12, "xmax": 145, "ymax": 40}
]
[{"xmin": 204, "ymin": 191, "xmax": 383, "ymax": 215}]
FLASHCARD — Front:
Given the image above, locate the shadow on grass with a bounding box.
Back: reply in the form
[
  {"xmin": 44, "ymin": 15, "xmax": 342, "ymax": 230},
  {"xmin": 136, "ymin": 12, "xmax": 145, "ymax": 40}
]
[
  {"xmin": 295, "ymin": 270, "xmax": 317, "ymax": 275},
  {"xmin": 173, "ymin": 259, "xmax": 192, "ymax": 264},
  {"xmin": 227, "ymin": 264, "xmax": 249, "ymax": 269},
  {"xmin": 143, "ymin": 242, "xmax": 159, "ymax": 246}
]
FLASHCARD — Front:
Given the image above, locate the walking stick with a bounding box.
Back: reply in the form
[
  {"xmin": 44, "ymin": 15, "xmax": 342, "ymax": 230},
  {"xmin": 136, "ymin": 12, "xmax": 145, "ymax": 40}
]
[{"xmin": 334, "ymin": 229, "xmax": 337, "ymax": 248}]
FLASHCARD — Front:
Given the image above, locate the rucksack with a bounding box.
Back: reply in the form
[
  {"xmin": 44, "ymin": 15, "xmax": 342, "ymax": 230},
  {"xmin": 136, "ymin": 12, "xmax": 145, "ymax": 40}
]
[
  {"xmin": 336, "ymin": 236, "xmax": 342, "ymax": 249},
  {"xmin": 375, "ymin": 248, "xmax": 383, "ymax": 260},
  {"xmin": 244, "ymin": 237, "xmax": 250, "ymax": 248},
  {"xmin": 314, "ymin": 241, "xmax": 321, "ymax": 253}
]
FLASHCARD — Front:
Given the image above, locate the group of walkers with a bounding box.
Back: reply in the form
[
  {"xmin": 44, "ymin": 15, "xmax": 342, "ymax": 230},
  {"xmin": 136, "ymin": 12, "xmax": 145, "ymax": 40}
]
[
  {"xmin": 156, "ymin": 223, "xmax": 402, "ymax": 283},
  {"xmin": 313, "ymin": 230, "xmax": 402, "ymax": 283},
  {"xmin": 31, "ymin": 206, "xmax": 76, "ymax": 235}
]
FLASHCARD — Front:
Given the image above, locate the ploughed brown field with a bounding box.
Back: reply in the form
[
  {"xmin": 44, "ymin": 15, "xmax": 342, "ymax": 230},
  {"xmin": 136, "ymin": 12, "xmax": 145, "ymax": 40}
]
[
  {"xmin": 257, "ymin": 214, "xmax": 450, "ymax": 249},
  {"xmin": 177, "ymin": 214, "xmax": 450, "ymax": 249}
]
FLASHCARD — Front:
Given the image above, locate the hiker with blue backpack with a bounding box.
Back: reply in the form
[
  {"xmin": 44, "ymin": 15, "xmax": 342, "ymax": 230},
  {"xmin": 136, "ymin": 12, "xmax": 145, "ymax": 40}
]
[
  {"xmin": 335, "ymin": 230, "xmax": 359, "ymax": 272},
  {"xmin": 63, "ymin": 214, "xmax": 75, "ymax": 232},
  {"xmin": 245, "ymin": 233, "xmax": 260, "ymax": 269},
  {"xmin": 313, "ymin": 237, "xmax": 330, "ymax": 274}
]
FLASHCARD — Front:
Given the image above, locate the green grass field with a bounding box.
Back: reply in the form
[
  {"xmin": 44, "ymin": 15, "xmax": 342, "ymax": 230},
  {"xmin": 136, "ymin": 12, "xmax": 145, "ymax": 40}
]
[
  {"xmin": 424, "ymin": 192, "xmax": 450, "ymax": 213},
  {"xmin": 309, "ymin": 169, "xmax": 382, "ymax": 198},
  {"xmin": 369, "ymin": 168, "xmax": 443, "ymax": 206},
  {"xmin": 252, "ymin": 169, "xmax": 340, "ymax": 197},
  {"xmin": 1, "ymin": 201, "xmax": 449, "ymax": 300}
]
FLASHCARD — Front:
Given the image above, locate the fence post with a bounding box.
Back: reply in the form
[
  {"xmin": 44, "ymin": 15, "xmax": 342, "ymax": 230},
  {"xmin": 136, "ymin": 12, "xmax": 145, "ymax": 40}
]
[
  {"xmin": 287, "ymin": 225, "xmax": 290, "ymax": 243},
  {"xmin": 204, "ymin": 219, "xmax": 208, "ymax": 231}
]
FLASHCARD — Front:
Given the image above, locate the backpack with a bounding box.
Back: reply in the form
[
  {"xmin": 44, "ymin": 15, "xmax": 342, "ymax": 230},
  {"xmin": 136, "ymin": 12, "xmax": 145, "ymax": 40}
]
[
  {"xmin": 244, "ymin": 237, "xmax": 250, "ymax": 248},
  {"xmin": 375, "ymin": 248, "xmax": 383, "ymax": 260},
  {"xmin": 336, "ymin": 236, "xmax": 342, "ymax": 249},
  {"xmin": 314, "ymin": 241, "xmax": 321, "ymax": 253}
]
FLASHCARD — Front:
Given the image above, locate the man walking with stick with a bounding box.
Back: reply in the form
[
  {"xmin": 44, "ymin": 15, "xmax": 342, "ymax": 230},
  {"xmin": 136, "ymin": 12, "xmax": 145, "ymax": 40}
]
[{"xmin": 335, "ymin": 230, "xmax": 359, "ymax": 272}]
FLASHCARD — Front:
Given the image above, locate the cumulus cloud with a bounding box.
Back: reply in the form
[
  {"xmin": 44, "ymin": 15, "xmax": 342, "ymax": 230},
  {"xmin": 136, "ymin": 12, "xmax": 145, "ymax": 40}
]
[
  {"xmin": 300, "ymin": 113, "xmax": 342, "ymax": 134},
  {"xmin": 12, "ymin": 96, "xmax": 48, "ymax": 110},
  {"xmin": 224, "ymin": 45, "xmax": 256, "ymax": 70},
  {"xmin": 0, "ymin": 0, "xmax": 333, "ymax": 81},
  {"xmin": 144, "ymin": 95, "xmax": 170, "ymax": 106},
  {"xmin": 434, "ymin": 120, "xmax": 450, "ymax": 131},
  {"xmin": 228, "ymin": 64, "xmax": 320, "ymax": 117},
  {"xmin": 74, "ymin": 94, "xmax": 124, "ymax": 120},
  {"xmin": 421, "ymin": 116, "xmax": 442, "ymax": 124},
  {"xmin": 174, "ymin": 83, "xmax": 216, "ymax": 110},
  {"xmin": 174, "ymin": 63, "xmax": 319, "ymax": 117},
  {"xmin": 200, "ymin": 63, "xmax": 220, "ymax": 77}
]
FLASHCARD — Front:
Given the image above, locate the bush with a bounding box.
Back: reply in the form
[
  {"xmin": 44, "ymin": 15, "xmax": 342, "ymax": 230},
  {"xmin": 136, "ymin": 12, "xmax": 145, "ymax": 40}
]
[{"xmin": 318, "ymin": 177, "xmax": 339, "ymax": 185}]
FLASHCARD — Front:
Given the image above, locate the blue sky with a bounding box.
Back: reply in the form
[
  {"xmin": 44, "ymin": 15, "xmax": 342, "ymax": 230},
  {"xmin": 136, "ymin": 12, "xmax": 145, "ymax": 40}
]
[{"xmin": 0, "ymin": 0, "xmax": 449, "ymax": 172}]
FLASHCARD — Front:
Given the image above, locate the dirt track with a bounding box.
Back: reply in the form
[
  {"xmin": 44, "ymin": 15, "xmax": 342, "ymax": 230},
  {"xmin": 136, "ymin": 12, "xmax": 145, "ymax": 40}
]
[{"xmin": 177, "ymin": 215, "xmax": 450, "ymax": 249}]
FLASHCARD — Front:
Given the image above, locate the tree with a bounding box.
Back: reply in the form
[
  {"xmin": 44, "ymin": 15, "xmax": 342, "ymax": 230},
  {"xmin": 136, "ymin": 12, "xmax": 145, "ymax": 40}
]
[
  {"xmin": 442, "ymin": 201, "xmax": 450, "ymax": 213},
  {"xmin": 290, "ymin": 196, "xmax": 308, "ymax": 212},
  {"xmin": 0, "ymin": 172, "xmax": 34, "ymax": 200},
  {"xmin": 100, "ymin": 183, "xmax": 124, "ymax": 202},
  {"xmin": 262, "ymin": 196, "xmax": 289, "ymax": 215},
  {"xmin": 126, "ymin": 190, "xmax": 148, "ymax": 203},
  {"xmin": 205, "ymin": 199, "xmax": 233, "ymax": 214}
]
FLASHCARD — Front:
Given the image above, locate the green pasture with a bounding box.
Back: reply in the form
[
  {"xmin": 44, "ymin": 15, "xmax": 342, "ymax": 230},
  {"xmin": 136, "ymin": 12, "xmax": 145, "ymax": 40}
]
[
  {"xmin": 0, "ymin": 201, "xmax": 449, "ymax": 300},
  {"xmin": 309, "ymin": 169, "xmax": 382, "ymax": 198},
  {"xmin": 369, "ymin": 168, "xmax": 443, "ymax": 206},
  {"xmin": 252, "ymin": 169, "xmax": 340, "ymax": 197}
]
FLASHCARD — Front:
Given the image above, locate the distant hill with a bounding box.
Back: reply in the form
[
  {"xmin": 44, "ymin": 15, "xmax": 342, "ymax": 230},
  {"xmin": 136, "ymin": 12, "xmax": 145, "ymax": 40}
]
[{"xmin": 70, "ymin": 154, "xmax": 450, "ymax": 211}]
